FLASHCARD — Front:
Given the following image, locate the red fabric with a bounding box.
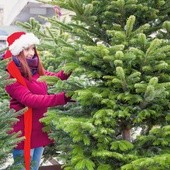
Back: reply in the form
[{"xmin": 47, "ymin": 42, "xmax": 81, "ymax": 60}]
[
  {"xmin": 6, "ymin": 59, "xmax": 32, "ymax": 170},
  {"xmin": 24, "ymin": 108, "xmax": 32, "ymax": 170},
  {"xmin": 7, "ymin": 32, "xmax": 25, "ymax": 46},
  {"xmin": 6, "ymin": 81, "xmax": 67, "ymax": 109},
  {"xmin": 5, "ymin": 72, "xmax": 68, "ymax": 148},
  {"xmin": 4, "ymin": 50, "xmax": 12, "ymax": 59}
]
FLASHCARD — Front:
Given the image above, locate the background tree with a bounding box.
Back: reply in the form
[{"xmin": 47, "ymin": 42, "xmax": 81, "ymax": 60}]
[{"xmin": 18, "ymin": 0, "xmax": 170, "ymax": 169}]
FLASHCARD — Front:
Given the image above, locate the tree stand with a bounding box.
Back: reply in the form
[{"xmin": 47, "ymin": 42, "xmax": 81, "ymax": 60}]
[{"xmin": 39, "ymin": 158, "xmax": 63, "ymax": 170}]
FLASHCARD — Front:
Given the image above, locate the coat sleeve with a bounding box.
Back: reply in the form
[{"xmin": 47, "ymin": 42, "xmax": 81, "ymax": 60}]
[
  {"xmin": 44, "ymin": 70, "xmax": 71, "ymax": 80},
  {"xmin": 5, "ymin": 82, "xmax": 67, "ymax": 108}
]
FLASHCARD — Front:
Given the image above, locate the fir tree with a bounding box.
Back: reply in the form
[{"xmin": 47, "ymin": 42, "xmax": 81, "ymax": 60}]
[{"xmin": 18, "ymin": 0, "xmax": 170, "ymax": 169}]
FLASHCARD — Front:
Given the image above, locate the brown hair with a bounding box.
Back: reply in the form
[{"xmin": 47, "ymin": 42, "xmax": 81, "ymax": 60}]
[{"xmin": 17, "ymin": 49, "xmax": 45, "ymax": 80}]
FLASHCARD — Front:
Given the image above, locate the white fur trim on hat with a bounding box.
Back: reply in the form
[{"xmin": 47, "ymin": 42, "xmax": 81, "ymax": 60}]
[{"xmin": 9, "ymin": 33, "xmax": 40, "ymax": 56}]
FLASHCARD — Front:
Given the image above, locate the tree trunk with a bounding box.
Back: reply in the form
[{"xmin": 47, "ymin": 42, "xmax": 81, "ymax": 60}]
[{"xmin": 122, "ymin": 127, "xmax": 131, "ymax": 142}]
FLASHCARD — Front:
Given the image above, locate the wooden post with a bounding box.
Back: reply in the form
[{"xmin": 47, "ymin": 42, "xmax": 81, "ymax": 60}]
[{"xmin": 39, "ymin": 164, "xmax": 63, "ymax": 170}]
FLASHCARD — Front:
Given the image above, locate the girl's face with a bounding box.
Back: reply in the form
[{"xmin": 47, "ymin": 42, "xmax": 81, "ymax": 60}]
[{"xmin": 23, "ymin": 45, "xmax": 35, "ymax": 59}]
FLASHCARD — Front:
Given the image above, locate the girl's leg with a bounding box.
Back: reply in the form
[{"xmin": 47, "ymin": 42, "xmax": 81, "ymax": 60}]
[
  {"xmin": 12, "ymin": 149, "xmax": 34, "ymax": 170},
  {"xmin": 31, "ymin": 147, "xmax": 44, "ymax": 170},
  {"xmin": 12, "ymin": 149, "xmax": 25, "ymax": 169},
  {"xmin": 12, "ymin": 147, "xmax": 44, "ymax": 170}
]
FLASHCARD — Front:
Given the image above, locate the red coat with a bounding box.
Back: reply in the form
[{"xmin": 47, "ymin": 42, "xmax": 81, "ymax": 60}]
[{"xmin": 5, "ymin": 70, "xmax": 69, "ymax": 149}]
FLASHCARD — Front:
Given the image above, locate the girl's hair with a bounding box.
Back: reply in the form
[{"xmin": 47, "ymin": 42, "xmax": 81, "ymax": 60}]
[{"xmin": 17, "ymin": 49, "xmax": 45, "ymax": 80}]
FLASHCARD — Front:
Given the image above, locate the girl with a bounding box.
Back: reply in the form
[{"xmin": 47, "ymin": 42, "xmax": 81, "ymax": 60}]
[{"xmin": 4, "ymin": 31, "xmax": 71, "ymax": 170}]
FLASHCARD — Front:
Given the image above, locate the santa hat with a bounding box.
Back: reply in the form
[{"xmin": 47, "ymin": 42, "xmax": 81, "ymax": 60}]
[{"xmin": 7, "ymin": 31, "xmax": 40, "ymax": 56}]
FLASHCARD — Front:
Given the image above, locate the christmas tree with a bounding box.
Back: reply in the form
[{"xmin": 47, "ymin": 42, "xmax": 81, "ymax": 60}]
[{"xmin": 18, "ymin": 0, "xmax": 170, "ymax": 169}]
